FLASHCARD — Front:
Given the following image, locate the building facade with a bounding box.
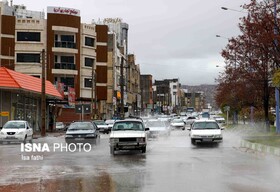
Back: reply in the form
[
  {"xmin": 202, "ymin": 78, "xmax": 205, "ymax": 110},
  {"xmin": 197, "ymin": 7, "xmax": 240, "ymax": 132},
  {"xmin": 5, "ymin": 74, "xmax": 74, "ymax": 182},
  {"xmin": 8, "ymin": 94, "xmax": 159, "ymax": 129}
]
[
  {"xmin": 8, "ymin": 4, "xmax": 108, "ymax": 122},
  {"xmin": 140, "ymin": 74, "xmax": 153, "ymax": 115}
]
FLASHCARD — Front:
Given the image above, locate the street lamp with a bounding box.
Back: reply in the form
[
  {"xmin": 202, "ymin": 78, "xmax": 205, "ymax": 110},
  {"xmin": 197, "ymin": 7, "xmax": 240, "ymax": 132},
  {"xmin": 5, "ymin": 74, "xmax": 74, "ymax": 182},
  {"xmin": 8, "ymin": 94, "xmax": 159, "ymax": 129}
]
[{"xmin": 221, "ymin": 6, "xmax": 247, "ymax": 14}]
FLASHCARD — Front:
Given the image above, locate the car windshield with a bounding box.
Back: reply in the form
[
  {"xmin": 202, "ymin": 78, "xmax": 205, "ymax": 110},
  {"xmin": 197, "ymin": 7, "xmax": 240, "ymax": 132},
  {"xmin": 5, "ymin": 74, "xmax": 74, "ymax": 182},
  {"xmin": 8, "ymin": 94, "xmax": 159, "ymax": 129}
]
[
  {"xmin": 94, "ymin": 121, "xmax": 106, "ymax": 125},
  {"xmin": 3, "ymin": 121, "xmax": 25, "ymax": 129},
  {"xmin": 192, "ymin": 122, "xmax": 219, "ymax": 129},
  {"xmin": 172, "ymin": 119, "xmax": 183, "ymax": 123},
  {"xmin": 105, "ymin": 120, "xmax": 115, "ymax": 124},
  {"xmin": 146, "ymin": 121, "xmax": 166, "ymax": 128},
  {"xmin": 68, "ymin": 122, "xmax": 94, "ymax": 130},
  {"xmin": 113, "ymin": 121, "xmax": 144, "ymax": 131}
]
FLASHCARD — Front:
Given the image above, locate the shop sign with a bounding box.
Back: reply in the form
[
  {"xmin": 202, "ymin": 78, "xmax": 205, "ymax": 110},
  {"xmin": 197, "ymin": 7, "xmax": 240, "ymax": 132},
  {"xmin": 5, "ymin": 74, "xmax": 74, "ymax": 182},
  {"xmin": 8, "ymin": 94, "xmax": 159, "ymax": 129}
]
[{"xmin": 0, "ymin": 111, "xmax": 9, "ymax": 116}]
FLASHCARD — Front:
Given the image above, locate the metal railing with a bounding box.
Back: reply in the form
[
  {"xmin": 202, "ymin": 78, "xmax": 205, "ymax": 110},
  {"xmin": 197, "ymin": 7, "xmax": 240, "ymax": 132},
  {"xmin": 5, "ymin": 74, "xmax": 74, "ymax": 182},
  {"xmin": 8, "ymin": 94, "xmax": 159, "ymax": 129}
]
[
  {"xmin": 54, "ymin": 63, "xmax": 76, "ymax": 70},
  {"xmin": 54, "ymin": 41, "xmax": 76, "ymax": 49}
]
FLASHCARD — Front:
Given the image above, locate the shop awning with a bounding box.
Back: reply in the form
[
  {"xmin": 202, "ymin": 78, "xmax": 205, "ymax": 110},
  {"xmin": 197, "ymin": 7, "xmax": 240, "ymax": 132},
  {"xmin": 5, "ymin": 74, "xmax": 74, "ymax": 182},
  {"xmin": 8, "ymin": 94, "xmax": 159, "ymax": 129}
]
[{"xmin": 0, "ymin": 67, "xmax": 63, "ymax": 99}]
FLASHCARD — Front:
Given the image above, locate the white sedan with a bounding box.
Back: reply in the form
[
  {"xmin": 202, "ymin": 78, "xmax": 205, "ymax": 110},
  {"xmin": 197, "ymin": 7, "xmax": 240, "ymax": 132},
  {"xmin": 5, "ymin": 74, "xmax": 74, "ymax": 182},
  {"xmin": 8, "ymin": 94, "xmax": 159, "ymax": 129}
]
[
  {"xmin": 188, "ymin": 119, "xmax": 223, "ymax": 145},
  {"xmin": 170, "ymin": 118, "xmax": 186, "ymax": 130},
  {"xmin": 0, "ymin": 120, "xmax": 33, "ymax": 144}
]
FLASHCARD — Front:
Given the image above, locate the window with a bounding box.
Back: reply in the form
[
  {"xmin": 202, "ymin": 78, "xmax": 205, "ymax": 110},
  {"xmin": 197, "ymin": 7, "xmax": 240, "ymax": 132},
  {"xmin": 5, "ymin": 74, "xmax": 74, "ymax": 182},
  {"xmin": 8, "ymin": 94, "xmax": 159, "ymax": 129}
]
[
  {"xmin": 84, "ymin": 78, "xmax": 93, "ymax": 88},
  {"xmin": 173, "ymin": 85, "xmax": 177, "ymax": 89},
  {"xmin": 61, "ymin": 56, "xmax": 74, "ymax": 64},
  {"xmin": 85, "ymin": 57, "xmax": 94, "ymax": 67},
  {"xmin": 17, "ymin": 32, "xmax": 40, "ymax": 42},
  {"xmin": 61, "ymin": 35, "xmax": 74, "ymax": 42},
  {"xmin": 17, "ymin": 53, "xmax": 40, "ymax": 63},
  {"xmin": 85, "ymin": 37, "xmax": 95, "ymax": 47},
  {"xmin": 60, "ymin": 77, "xmax": 74, "ymax": 91}
]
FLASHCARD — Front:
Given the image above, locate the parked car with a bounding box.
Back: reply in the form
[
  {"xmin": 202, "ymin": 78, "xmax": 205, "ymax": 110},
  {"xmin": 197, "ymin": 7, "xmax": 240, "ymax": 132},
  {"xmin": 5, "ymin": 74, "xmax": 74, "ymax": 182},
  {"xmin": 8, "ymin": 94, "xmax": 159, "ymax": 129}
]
[
  {"xmin": 146, "ymin": 119, "xmax": 171, "ymax": 138},
  {"xmin": 105, "ymin": 119, "xmax": 115, "ymax": 132},
  {"xmin": 93, "ymin": 120, "xmax": 110, "ymax": 134},
  {"xmin": 55, "ymin": 122, "xmax": 65, "ymax": 131},
  {"xmin": 0, "ymin": 120, "xmax": 33, "ymax": 144},
  {"xmin": 170, "ymin": 118, "xmax": 186, "ymax": 130},
  {"xmin": 109, "ymin": 119, "xmax": 149, "ymax": 155},
  {"xmin": 188, "ymin": 119, "xmax": 223, "ymax": 145},
  {"xmin": 65, "ymin": 121, "xmax": 100, "ymax": 144}
]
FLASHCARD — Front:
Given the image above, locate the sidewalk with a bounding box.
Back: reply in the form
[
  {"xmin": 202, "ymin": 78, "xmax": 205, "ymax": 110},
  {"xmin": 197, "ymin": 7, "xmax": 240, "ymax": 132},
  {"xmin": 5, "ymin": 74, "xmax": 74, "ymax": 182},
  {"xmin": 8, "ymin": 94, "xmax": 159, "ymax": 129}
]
[{"xmin": 240, "ymin": 138, "xmax": 280, "ymax": 157}]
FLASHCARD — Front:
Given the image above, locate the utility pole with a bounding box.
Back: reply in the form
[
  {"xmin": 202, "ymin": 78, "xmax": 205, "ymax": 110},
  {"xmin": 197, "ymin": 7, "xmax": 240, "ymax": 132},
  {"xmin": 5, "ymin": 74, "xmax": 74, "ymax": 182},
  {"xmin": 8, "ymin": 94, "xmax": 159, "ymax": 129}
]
[
  {"xmin": 91, "ymin": 65, "xmax": 95, "ymax": 120},
  {"xmin": 120, "ymin": 57, "xmax": 125, "ymax": 119},
  {"xmin": 41, "ymin": 49, "xmax": 46, "ymax": 137}
]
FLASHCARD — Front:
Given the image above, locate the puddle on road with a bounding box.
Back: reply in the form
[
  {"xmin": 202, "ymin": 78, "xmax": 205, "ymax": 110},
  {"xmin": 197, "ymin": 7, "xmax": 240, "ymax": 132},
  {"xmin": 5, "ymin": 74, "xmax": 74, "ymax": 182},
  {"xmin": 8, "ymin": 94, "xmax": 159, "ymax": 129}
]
[{"xmin": 0, "ymin": 172, "xmax": 116, "ymax": 192}]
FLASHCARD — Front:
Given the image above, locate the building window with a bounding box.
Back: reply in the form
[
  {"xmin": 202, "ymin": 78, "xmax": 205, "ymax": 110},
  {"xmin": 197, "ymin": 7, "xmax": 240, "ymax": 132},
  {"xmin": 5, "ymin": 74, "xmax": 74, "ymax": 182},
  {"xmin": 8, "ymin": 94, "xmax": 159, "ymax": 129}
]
[
  {"xmin": 17, "ymin": 53, "xmax": 40, "ymax": 63},
  {"xmin": 84, "ymin": 78, "xmax": 92, "ymax": 88},
  {"xmin": 17, "ymin": 32, "xmax": 40, "ymax": 42},
  {"xmin": 85, "ymin": 37, "xmax": 95, "ymax": 47},
  {"xmin": 85, "ymin": 57, "xmax": 94, "ymax": 67},
  {"xmin": 60, "ymin": 77, "xmax": 74, "ymax": 91},
  {"xmin": 61, "ymin": 35, "xmax": 74, "ymax": 42},
  {"xmin": 173, "ymin": 85, "xmax": 177, "ymax": 89}
]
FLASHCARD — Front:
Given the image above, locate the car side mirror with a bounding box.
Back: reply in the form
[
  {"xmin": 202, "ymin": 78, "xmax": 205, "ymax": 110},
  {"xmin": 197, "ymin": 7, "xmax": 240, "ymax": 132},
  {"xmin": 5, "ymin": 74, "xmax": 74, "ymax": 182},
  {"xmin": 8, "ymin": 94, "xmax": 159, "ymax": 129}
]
[{"xmin": 145, "ymin": 128, "xmax": 149, "ymax": 131}]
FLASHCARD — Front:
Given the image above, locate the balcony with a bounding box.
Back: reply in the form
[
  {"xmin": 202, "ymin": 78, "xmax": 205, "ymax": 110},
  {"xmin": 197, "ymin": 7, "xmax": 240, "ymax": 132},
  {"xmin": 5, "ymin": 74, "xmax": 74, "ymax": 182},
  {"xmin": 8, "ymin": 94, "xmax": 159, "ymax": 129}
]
[
  {"xmin": 55, "ymin": 63, "xmax": 76, "ymax": 70},
  {"xmin": 54, "ymin": 41, "xmax": 76, "ymax": 49}
]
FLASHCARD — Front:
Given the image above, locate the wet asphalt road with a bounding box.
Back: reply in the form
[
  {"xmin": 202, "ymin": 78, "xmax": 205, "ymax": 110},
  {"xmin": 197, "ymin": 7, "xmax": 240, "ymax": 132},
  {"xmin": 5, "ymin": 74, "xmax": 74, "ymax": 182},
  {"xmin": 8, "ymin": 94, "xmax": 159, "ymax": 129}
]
[{"xmin": 0, "ymin": 128, "xmax": 280, "ymax": 192}]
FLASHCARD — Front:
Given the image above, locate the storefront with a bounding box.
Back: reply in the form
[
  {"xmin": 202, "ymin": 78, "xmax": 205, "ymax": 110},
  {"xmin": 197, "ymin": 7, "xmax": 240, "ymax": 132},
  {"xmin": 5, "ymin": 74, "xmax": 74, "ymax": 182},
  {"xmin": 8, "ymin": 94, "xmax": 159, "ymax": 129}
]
[{"xmin": 0, "ymin": 67, "xmax": 62, "ymax": 131}]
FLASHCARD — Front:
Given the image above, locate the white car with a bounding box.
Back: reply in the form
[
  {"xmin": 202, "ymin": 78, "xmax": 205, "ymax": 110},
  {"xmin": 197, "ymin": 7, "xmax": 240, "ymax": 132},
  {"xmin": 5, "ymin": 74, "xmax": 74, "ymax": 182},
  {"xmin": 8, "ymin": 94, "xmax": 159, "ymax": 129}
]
[
  {"xmin": 146, "ymin": 119, "xmax": 171, "ymax": 138},
  {"xmin": 188, "ymin": 119, "xmax": 223, "ymax": 145},
  {"xmin": 109, "ymin": 119, "xmax": 149, "ymax": 155},
  {"xmin": 170, "ymin": 118, "xmax": 186, "ymax": 130},
  {"xmin": 55, "ymin": 122, "xmax": 65, "ymax": 131},
  {"xmin": 105, "ymin": 119, "xmax": 115, "ymax": 132},
  {"xmin": 93, "ymin": 120, "xmax": 110, "ymax": 134},
  {"xmin": 0, "ymin": 120, "xmax": 33, "ymax": 144}
]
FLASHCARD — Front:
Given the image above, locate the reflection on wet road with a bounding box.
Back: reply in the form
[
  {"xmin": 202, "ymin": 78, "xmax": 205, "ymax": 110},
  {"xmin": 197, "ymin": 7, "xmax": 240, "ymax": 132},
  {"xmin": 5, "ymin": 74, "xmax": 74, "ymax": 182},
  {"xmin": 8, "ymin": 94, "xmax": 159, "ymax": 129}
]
[{"xmin": 0, "ymin": 130, "xmax": 279, "ymax": 192}]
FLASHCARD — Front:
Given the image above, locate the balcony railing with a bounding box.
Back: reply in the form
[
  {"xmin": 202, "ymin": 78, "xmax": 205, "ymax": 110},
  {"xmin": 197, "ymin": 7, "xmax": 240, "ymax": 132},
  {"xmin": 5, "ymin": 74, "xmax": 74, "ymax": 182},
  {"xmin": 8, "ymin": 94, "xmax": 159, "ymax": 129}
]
[
  {"xmin": 54, "ymin": 41, "xmax": 76, "ymax": 49},
  {"xmin": 54, "ymin": 63, "xmax": 76, "ymax": 70}
]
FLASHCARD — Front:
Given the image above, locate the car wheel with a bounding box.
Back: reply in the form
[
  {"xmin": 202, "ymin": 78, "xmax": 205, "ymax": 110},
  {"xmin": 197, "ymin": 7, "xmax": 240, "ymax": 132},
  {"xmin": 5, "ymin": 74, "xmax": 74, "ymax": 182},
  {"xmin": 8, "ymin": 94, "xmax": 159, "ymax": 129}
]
[
  {"xmin": 191, "ymin": 139, "xmax": 196, "ymax": 145},
  {"xmin": 141, "ymin": 146, "xmax": 146, "ymax": 153},
  {"xmin": 182, "ymin": 128, "xmax": 185, "ymax": 130},
  {"xmin": 110, "ymin": 146, "xmax": 115, "ymax": 155},
  {"xmin": 29, "ymin": 135, "xmax": 33, "ymax": 143},
  {"xmin": 23, "ymin": 135, "xmax": 27, "ymax": 144}
]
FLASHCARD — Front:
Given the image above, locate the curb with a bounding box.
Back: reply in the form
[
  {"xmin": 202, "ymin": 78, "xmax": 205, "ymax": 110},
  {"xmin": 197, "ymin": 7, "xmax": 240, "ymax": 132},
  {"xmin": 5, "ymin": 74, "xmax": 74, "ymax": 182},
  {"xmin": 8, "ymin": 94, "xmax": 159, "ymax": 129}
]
[{"xmin": 240, "ymin": 140, "xmax": 280, "ymax": 156}]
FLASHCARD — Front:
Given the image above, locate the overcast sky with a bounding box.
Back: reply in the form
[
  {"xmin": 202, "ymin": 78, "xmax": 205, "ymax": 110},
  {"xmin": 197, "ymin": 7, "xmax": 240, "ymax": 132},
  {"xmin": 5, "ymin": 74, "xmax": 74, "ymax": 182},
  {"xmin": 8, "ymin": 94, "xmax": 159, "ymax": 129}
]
[{"xmin": 14, "ymin": 0, "xmax": 249, "ymax": 85}]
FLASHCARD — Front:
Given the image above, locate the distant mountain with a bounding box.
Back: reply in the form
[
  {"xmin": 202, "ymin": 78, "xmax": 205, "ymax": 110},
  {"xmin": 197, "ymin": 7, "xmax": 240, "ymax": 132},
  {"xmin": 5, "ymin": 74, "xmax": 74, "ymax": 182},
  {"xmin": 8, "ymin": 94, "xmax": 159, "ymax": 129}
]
[{"xmin": 181, "ymin": 84, "xmax": 218, "ymax": 110}]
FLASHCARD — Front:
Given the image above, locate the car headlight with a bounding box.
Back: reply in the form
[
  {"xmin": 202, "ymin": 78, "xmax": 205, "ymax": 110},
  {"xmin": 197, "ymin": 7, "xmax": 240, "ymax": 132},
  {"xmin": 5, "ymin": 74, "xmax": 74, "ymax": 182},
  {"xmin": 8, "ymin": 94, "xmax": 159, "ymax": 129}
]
[
  {"xmin": 110, "ymin": 138, "xmax": 119, "ymax": 143},
  {"xmin": 192, "ymin": 135, "xmax": 201, "ymax": 138},
  {"xmin": 214, "ymin": 134, "xmax": 222, "ymax": 138},
  {"xmin": 137, "ymin": 137, "xmax": 145, "ymax": 142},
  {"xmin": 18, "ymin": 131, "xmax": 25, "ymax": 135},
  {"xmin": 65, "ymin": 135, "xmax": 73, "ymax": 138}
]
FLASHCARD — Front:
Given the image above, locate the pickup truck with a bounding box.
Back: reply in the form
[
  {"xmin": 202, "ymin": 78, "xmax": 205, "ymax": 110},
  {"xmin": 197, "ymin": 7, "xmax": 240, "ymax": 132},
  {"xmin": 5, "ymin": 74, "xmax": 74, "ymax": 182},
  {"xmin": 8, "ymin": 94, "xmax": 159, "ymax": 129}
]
[{"xmin": 109, "ymin": 119, "xmax": 149, "ymax": 155}]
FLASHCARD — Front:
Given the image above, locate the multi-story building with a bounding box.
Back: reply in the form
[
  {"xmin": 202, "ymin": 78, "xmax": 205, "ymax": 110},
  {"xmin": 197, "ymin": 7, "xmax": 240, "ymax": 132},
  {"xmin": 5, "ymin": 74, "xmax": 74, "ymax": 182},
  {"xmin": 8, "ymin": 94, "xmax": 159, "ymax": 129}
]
[
  {"xmin": 184, "ymin": 92, "xmax": 205, "ymax": 112},
  {"xmin": 0, "ymin": 1, "xmax": 15, "ymax": 69},
  {"xmin": 10, "ymin": 4, "xmax": 108, "ymax": 123},
  {"xmin": 153, "ymin": 80, "xmax": 171, "ymax": 114},
  {"xmin": 140, "ymin": 74, "xmax": 153, "ymax": 115},
  {"xmin": 127, "ymin": 54, "xmax": 140, "ymax": 116}
]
